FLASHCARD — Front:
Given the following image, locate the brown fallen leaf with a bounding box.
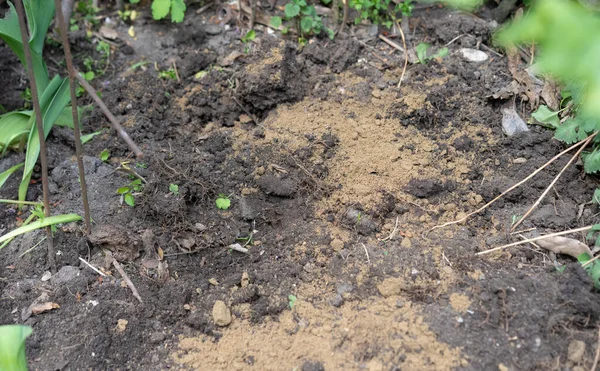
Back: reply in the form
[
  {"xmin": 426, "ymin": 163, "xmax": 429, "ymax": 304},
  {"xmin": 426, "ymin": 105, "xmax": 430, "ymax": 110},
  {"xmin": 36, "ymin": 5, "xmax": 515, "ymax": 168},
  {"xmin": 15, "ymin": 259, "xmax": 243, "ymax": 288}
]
[
  {"xmin": 535, "ymin": 236, "xmax": 593, "ymax": 259},
  {"xmin": 31, "ymin": 302, "xmax": 60, "ymax": 315},
  {"xmin": 99, "ymin": 26, "xmax": 119, "ymax": 40},
  {"xmin": 218, "ymin": 51, "xmax": 245, "ymax": 67}
]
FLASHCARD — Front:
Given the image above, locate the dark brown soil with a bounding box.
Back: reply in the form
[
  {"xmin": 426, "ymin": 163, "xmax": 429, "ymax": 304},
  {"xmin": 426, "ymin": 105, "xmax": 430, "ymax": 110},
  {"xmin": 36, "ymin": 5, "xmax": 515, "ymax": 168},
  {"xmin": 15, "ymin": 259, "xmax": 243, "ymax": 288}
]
[{"xmin": 1, "ymin": 2, "xmax": 600, "ymax": 371}]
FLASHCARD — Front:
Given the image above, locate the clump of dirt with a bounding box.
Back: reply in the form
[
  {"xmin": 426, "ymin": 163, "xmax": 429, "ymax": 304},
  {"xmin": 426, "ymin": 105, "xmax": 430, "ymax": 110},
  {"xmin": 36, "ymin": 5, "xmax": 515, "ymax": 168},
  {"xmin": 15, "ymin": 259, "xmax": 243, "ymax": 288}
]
[{"xmin": 174, "ymin": 283, "xmax": 466, "ymax": 371}]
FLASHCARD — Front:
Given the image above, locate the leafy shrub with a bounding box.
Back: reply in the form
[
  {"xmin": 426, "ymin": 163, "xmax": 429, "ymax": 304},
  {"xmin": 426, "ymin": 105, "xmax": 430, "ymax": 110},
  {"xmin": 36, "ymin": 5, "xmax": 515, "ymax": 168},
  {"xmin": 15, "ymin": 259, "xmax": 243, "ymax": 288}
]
[{"xmin": 271, "ymin": 0, "xmax": 335, "ymax": 41}]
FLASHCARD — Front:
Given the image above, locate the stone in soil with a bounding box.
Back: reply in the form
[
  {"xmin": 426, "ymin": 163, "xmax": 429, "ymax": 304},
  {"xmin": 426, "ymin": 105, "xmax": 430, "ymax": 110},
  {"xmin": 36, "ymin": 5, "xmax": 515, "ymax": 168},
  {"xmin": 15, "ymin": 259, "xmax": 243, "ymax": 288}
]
[{"xmin": 212, "ymin": 300, "xmax": 232, "ymax": 327}]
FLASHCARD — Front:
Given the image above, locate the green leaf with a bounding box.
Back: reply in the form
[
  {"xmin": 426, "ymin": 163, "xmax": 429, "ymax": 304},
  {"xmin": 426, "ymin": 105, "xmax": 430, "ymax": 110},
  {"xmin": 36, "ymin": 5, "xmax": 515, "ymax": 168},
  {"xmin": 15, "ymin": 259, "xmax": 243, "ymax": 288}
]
[
  {"xmin": 321, "ymin": 0, "xmax": 332, "ymax": 4},
  {"xmin": 582, "ymin": 149, "xmax": 600, "ymax": 174},
  {"xmin": 416, "ymin": 42, "xmax": 430, "ymax": 64},
  {"xmin": 241, "ymin": 29, "xmax": 256, "ymax": 43},
  {"xmin": 0, "ymin": 163, "xmax": 24, "ymax": 189},
  {"xmin": 271, "ymin": 16, "xmax": 283, "ymax": 28},
  {"xmin": 81, "ymin": 130, "xmax": 103, "ymax": 144},
  {"xmin": 300, "ymin": 17, "xmax": 313, "ymax": 33},
  {"xmin": 0, "ymin": 325, "xmax": 32, "ymax": 371},
  {"xmin": 593, "ymin": 189, "xmax": 600, "ymax": 204},
  {"xmin": 169, "ymin": 183, "xmax": 179, "ymax": 195},
  {"xmin": 0, "ymin": 214, "xmax": 81, "ymax": 246},
  {"xmin": 116, "ymin": 187, "xmax": 130, "ymax": 194},
  {"xmin": 0, "ymin": 111, "xmax": 31, "ymax": 155},
  {"xmin": 532, "ymin": 105, "xmax": 560, "ymax": 128},
  {"xmin": 216, "ymin": 195, "xmax": 231, "ymax": 210},
  {"xmin": 325, "ymin": 27, "xmax": 335, "ymax": 40},
  {"xmin": 100, "ymin": 149, "xmax": 110, "ymax": 162},
  {"xmin": 554, "ymin": 118, "xmax": 581, "ymax": 144},
  {"xmin": 152, "ymin": 0, "xmax": 171, "ymax": 20},
  {"xmin": 124, "ymin": 193, "xmax": 135, "ymax": 207},
  {"xmin": 284, "ymin": 3, "xmax": 300, "ymax": 18},
  {"xmin": 170, "ymin": 0, "xmax": 186, "ymax": 22},
  {"xmin": 288, "ymin": 294, "xmax": 297, "ymax": 309},
  {"xmin": 130, "ymin": 0, "xmax": 141, "ymax": 3}
]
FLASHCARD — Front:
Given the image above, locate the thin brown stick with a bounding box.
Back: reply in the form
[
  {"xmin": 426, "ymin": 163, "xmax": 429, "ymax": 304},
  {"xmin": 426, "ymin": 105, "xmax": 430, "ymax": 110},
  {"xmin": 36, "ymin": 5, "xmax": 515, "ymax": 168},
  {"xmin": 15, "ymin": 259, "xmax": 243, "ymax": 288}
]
[
  {"xmin": 15, "ymin": 0, "xmax": 56, "ymax": 273},
  {"xmin": 582, "ymin": 253, "xmax": 600, "ymax": 268},
  {"xmin": 477, "ymin": 225, "xmax": 594, "ymax": 256},
  {"xmin": 511, "ymin": 133, "xmax": 596, "ymax": 231},
  {"xmin": 591, "ymin": 327, "xmax": 600, "ymax": 371},
  {"xmin": 429, "ymin": 135, "xmax": 593, "ymax": 233},
  {"xmin": 112, "ymin": 257, "xmax": 143, "ymax": 303},
  {"xmin": 337, "ymin": 0, "xmax": 348, "ymax": 35},
  {"xmin": 394, "ymin": 19, "xmax": 408, "ymax": 88},
  {"xmin": 379, "ymin": 34, "xmax": 405, "ymax": 53},
  {"xmin": 54, "ymin": 0, "xmax": 92, "ymax": 233},
  {"xmin": 74, "ymin": 72, "xmax": 143, "ymax": 157}
]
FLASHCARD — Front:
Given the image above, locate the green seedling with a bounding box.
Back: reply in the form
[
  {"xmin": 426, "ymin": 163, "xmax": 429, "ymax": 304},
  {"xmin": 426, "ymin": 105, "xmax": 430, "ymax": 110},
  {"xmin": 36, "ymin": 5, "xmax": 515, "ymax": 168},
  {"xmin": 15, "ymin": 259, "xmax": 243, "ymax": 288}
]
[
  {"xmin": 349, "ymin": 0, "xmax": 412, "ymax": 29},
  {"xmin": 99, "ymin": 149, "xmax": 110, "ymax": 162},
  {"xmin": 0, "ymin": 325, "xmax": 32, "ymax": 371},
  {"xmin": 117, "ymin": 179, "xmax": 143, "ymax": 207},
  {"xmin": 241, "ymin": 29, "xmax": 256, "ymax": 44},
  {"xmin": 415, "ymin": 42, "xmax": 449, "ymax": 64},
  {"xmin": 169, "ymin": 183, "xmax": 179, "ymax": 196},
  {"xmin": 129, "ymin": 60, "xmax": 150, "ymax": 71},
  {"xmin": 216, "ymin": 193, "xmax": 231, "ymax": 210},
  {"xmin": 135, "ymin": 162, "xmax": 148, "ymax": 169},
  {"xmin": 80, "ymin": 130, "xmax": 103, "ymax": 144},
  {"xmin": 288, "ymin": 294, "xmax": 297, "ymax": 309},
  {"xmin": 271, "ymin": 0, "xmax": 335, "ymax": 41},
  {"xmin": 158, "ymin": 68, "xmax": 177, "ymax": 80},
  {"xmin": 577, "ymin": 253, "xmax": 600, "ymax": 289},
  {"xmin": 236, "ymin": 233, "xmax": 254, "ymax": 246},
  {"xmin": 510, "ymin": 215, "xmax": 521, "ymax": 227}
]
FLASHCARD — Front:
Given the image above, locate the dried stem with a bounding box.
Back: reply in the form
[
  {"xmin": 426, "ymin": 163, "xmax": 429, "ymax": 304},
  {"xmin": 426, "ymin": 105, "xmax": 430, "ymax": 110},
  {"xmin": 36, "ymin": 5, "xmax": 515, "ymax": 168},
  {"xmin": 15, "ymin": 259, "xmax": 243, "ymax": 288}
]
[
  {"xmin": 74, "ymin": 72, "xmax": 143, "ymax": 157},
  {"xmin": 111, "ymin": 256, "xmax": 143, "ymax": 303},
  {"xmin": 15, "ymin": 0, "xmax": 56, "ymax": 272},
  {"xmin": 511, "ymin": 133, "xmax": 596, "ymax": 231},
  {"xmin": 429, "ymin": 135, "xmax": 593, "ymax": 233},
  {"xmin": 394, "ymin": 19, "xmax": 409, "ymax": 88},
  {"xmin": 54, "ymin": 0, "xmax": 92, "ymax": 233},
  {"xmin": 337, "ymin": 0, "xmax": 348, "ymax": 35}
]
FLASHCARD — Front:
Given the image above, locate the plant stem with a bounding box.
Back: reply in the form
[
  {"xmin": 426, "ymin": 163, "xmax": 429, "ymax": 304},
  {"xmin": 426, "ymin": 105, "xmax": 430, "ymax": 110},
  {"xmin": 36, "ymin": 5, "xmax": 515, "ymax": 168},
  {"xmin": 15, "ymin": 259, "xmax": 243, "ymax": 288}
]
[
  {"xmin": 54, "ymin": 0, "xmax": 92, "ymax": 234},
  {"xmin": 74, "ymin": 73, "xmax": 143, "ymax": 157},
  {"xmin": 14, "ymin": 0, "xmax": 56, "ymax": 273},
  {"xmin": 0, "ymin": 199, "xmax": 43, "ymax": 206}
]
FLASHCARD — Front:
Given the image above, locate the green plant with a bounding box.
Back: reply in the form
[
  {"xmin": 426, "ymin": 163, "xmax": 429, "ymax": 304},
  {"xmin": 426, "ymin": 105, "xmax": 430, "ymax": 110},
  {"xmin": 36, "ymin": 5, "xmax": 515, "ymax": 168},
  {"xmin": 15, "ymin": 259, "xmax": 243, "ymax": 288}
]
[
  {"xmin": 288, "ymin": 294, "xmax": 297, "ymax": 309},
  {"xmin": 498, "ymin": 0, "xmax": 600, "ymax": 204},
  {"xmin": 117, "ymin": 179, "xmax": 143, "ymax": 207},
  {"xmin": 158, "ymin": 67, "xmax": 177, "ymax": 80},
  {"xmin": 348, "ymin": 0, "xmax": 412, "ymax": 29},
  {"xmin": 169, "ymin": 183, "xmax": 179, "ymax": 195},
  {"xmin": 140, "ymin": 0, "xmax": 186, "ymax": 23},
  {"xmin": 577, "ymin": 253, "xmax": 600, "ymax": 289},
  {"xmin": 0, "ymin": 0, "xmax": 79, "ymax": 202},
  {"xmin": 99, "ymin": 149, "xmax": 110, "ymax": 162},
  {"xmin": 415, "ymin": 42, "xmax": 449, "ymax": 64},
  {"xmin": 271, "ymin": 0, "xmax": 335, "ymax": 41},
  {"xmin": 216, "ymin": 193, "xmax": 231, "ymax": 210},
  {"xmin": 0, "ymin": 325, "xmax": 32, "ymax": 371}
]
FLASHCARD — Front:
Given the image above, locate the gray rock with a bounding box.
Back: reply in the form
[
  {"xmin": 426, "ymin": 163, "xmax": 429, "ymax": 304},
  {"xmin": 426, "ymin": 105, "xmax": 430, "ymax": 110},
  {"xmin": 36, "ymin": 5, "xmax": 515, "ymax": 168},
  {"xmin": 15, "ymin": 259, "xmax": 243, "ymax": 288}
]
[
  {"xmin": 502, "ymin": 108, "xmax": 529, "ymax": 136},
  {"xmin": 301, "ymin": 360, "xmax": 325, "ymax": 371},
  {"xmin": 239, "ymin": 197, "xmax": 257, "ymax": 220},
  {"xmin": 150, "ymin": 332, "xmax": 166, "ymax": 344},
  {"xmin": 336, "ymin": 283, "xmax": 353, "ymax": 295},
  {"xmin": 51, "ymin": 266, "xmax": 80, "ymax": 286},
  {"xmin": 204, "ymin": 24, "xmax": 222, "ymax": 35},
  {"xmin": 329, "ymin": 293, "xmax": 344, "ymax": 307}
]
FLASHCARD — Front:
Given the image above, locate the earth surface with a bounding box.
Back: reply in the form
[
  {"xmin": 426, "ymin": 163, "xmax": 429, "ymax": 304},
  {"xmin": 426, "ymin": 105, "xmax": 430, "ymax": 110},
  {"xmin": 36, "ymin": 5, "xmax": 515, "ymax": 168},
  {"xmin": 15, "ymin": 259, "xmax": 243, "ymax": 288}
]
[{"xmin": 1, "ymin": 1, "xmax": 600, "ymax": 370}]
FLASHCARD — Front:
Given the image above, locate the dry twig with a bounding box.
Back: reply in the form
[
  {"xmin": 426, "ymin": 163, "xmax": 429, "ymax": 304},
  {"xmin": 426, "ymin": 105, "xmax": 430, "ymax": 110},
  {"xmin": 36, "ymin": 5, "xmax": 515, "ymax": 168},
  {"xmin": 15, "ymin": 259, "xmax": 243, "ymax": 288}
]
[
  {"xmin": 592, "ymin": 327, "xmax": 600, "ymax": 371},
  {"xmin": 111, "ymin": 257, "xmax": 143, "ymax": 303}
]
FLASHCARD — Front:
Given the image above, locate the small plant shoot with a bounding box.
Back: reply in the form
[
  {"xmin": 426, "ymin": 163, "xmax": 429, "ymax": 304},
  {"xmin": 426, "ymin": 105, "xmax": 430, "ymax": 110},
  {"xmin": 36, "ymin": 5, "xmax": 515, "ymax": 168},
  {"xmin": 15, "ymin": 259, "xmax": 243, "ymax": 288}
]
[
  {"xmin": 169, "ymin": 183, "xmax": 179, "ymax": 196},
  {"xmin": 216, "ymin": 194, "xmax": 231, "ymax": 210}
]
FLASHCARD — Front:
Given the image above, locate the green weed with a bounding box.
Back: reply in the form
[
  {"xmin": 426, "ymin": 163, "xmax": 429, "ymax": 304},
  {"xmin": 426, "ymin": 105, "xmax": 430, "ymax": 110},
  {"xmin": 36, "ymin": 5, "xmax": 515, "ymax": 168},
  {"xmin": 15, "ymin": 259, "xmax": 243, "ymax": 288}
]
[{"xmin": 216, "ymin": 193, "xmax": 231, "ymax": 210}]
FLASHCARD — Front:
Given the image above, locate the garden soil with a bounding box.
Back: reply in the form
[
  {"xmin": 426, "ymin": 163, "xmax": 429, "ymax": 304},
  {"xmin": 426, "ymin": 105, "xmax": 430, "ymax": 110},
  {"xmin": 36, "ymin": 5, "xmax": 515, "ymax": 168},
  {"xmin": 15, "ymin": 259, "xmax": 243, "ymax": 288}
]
[{"xmin": 1, "ymin": 3, "xmax": 600, "ymax": 371}]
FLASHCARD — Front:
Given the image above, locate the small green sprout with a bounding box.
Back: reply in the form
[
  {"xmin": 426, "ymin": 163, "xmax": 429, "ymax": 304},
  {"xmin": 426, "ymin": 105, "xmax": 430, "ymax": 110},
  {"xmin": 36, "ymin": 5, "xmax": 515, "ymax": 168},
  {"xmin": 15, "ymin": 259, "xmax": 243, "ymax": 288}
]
[
  {"xmin": 100, "ymin": 149, "xmax": 110, "ymax": 162},
  {"xmin": 288, "ymin": 294, "xmax": 297, "ymax": 309},
  {"xmin": 158, "ymin": 68, "xmax": 177, "ymax": 80},
  {"xmin": 117, "ymin": 179, "xmax": 143, "ymax": 207},
  {"xmin": 415, "ymin": 42, "xmax": 449, "ymax": 64},
  {"xmin": 216, "ymin": 194, "xmax": 231, "ymax": 210},
  {"xmin": 241, "ymin": 30, "xmax": 256, "ymax": 44},
  {"xmin": 169, "ymin": 183, "xmax": 179, "ymax": 196}
]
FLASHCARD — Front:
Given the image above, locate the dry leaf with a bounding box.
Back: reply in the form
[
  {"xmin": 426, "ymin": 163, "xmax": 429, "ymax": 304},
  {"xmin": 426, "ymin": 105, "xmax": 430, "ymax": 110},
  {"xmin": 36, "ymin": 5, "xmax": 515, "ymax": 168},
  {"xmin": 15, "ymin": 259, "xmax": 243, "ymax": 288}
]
[
  {"xmin": 128, "ymin": 26, "xmax": 135, "ymax": 38},
  {"xmin": 536, "ymin": 236, "xmax": 592, "ymax": 259},
  {"xmin": 31, "ymin": 302, "xmax": 60, "ymax": 315},
  {"xmin": 99, "ymin": 26, "xmax": 119, "ymax": 40},
  {"xmin": 116, "ymin": 319, "xmax": 128, "ymax": 333}
]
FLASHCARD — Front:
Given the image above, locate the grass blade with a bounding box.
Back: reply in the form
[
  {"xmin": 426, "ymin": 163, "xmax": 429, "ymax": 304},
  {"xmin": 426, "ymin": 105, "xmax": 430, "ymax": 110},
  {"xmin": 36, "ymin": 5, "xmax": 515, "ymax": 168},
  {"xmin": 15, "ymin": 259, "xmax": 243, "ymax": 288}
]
[
  {"xmin": 0, "ymin": 162, "xmax": 24, "ymax": 188},
  {"xmin": 0, "ymin": 325, "xmax": 32, "ymax": 371},
  {"xmin": 0, "ymin": 213, "xmax": 81, "ymax": 247}
]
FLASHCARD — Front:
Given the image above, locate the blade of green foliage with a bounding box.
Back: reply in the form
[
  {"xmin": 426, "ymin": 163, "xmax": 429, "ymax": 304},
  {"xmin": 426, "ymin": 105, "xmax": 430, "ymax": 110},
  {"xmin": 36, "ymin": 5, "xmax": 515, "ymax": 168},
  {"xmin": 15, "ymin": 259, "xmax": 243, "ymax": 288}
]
[
  {"xmin": 152, "ymin": 0, "xmax": 171, "ymax": 20},
  {"xmin": 532, "ymin": 105, "xmax": 560, "ymax": 128},
  {"xmin": 0, "ymin": 325, "xmax": 32, "ymax": 371},
  {"xmin": 497, "ymin": 0, "xmax": 600, "ymax": 118},
  {"xmin": 170, "ymin": 0, "xmax": 186, "ymax": 22},
  {"xmin": 19, "ymin": 77, "xmax": 70, "ymax": 202},
  {"xmin": 271, "ymin": 16, "xmax": 282, "ymax": 28},
  {"xmin": 0, "ymin": 163, "xmax": 24, "ymax": 189},
  {"xmin": 554, "ymin": 118, "xmax": 587, "ymax": 144},
  {"xmin": 81, "ymin": 130, "xmax": 103, "ymax": 144},
  {"xmin": 0, "ymin": 112, "xmax": 31, "ymax": 154},
  {"xmin": 0, "ymin": 1, "xmax": 51, "ymax": 93},
  {"xmin": 0, "ymin": 213, "xmax": 81, "ymax": 246}
]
